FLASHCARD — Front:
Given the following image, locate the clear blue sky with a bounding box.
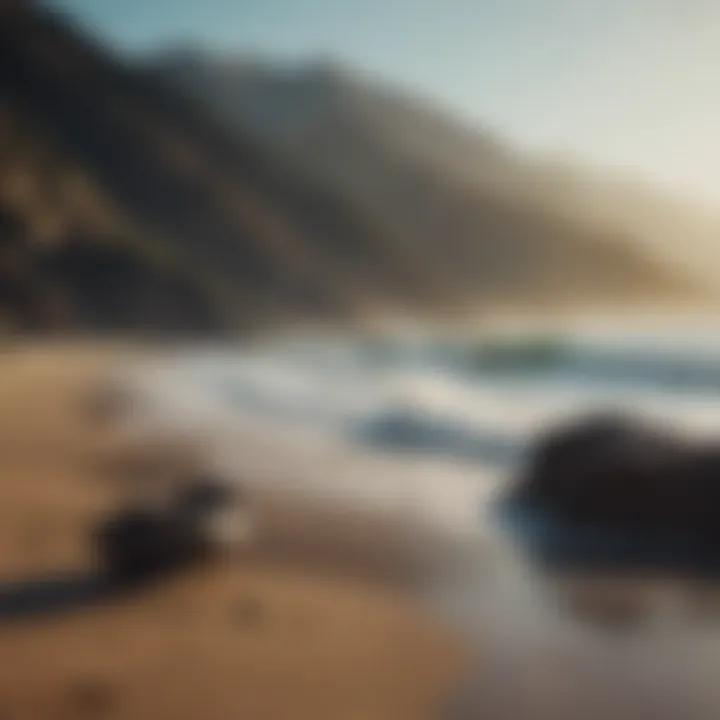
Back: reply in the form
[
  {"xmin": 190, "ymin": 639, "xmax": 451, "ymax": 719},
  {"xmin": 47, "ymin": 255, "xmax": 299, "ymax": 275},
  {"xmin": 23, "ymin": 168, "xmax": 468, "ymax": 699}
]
[{"xmin": 48, "ymin": 0, "xmax": 720, "ymax": 204}]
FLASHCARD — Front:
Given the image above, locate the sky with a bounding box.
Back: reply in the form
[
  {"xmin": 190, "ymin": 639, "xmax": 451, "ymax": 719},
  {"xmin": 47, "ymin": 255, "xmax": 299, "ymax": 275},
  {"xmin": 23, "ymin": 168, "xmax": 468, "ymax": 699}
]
[{"xmin": 48, "ymin": 0, "xmax": 720, "ymax": 205}]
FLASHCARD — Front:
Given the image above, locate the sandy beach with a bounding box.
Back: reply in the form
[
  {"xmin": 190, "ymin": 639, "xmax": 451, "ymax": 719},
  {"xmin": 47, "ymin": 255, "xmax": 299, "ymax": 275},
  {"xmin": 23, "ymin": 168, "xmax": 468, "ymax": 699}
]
[{"xmin": 0, "ymin": 344, "xmax": 467, "ymax": 720}]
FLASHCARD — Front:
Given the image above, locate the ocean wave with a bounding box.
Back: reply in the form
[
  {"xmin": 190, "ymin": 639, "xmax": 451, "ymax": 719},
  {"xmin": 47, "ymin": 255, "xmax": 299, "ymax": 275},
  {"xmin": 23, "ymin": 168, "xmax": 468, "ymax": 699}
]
[{"xmin": 128, "ymin": 330, "xmax": 720, "ymax": 477}]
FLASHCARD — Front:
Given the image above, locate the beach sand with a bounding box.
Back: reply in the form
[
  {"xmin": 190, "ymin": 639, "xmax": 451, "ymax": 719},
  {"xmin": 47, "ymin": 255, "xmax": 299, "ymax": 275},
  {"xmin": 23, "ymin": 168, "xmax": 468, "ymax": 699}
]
[{"xmin": 0, "ymin": 343, "xmax": 467, "ymax": 720}]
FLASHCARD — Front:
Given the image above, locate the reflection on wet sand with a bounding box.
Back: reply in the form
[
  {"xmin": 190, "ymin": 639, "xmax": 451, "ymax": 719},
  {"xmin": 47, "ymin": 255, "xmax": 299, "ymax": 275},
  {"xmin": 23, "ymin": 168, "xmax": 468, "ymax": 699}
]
[
  {"xmin": 553, "ymin": 574, "xmax": 720, "ymax": 632},
  {"xmin": 556, "ymin": 575, "xmax": 660, "ymax": 632},
  {"xmin": 447, "ymin": 563, "xmax": 720, "ymax": 720}
]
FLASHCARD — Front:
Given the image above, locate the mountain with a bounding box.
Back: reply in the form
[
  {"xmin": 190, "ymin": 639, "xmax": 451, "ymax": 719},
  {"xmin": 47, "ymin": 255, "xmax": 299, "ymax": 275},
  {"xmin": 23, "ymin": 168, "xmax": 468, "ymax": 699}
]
[
  {"xmin": 0, "ymin": 7, "xmax": 701, "ymax": 336},
  {"xmin": 148, "ymin": 49, "xmax": 714, "ymax": 305},
  {"xmin": 0, "ymin": 5, "xmax": 442, "ymax": 335}
]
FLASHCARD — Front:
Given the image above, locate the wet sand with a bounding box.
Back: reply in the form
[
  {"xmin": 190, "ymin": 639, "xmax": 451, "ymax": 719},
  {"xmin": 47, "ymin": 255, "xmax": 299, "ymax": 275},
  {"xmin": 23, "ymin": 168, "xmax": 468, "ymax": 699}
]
[{"xmin": 0, "ymin": 344, "xmax": 466, "ymax": 720}]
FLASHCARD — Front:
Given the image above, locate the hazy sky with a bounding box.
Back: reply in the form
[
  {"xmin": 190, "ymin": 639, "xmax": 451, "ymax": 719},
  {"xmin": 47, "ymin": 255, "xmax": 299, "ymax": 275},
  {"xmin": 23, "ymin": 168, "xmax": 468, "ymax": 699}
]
[{"xmin": 49, "ymin": 0, "xmax": 720, "ymax": 204}]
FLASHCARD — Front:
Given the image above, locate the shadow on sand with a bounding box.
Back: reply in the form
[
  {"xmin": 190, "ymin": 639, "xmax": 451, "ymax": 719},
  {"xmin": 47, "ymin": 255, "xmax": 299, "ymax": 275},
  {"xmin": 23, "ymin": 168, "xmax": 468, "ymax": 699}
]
[{"xmin": 0, "ymin": 571, "xmax": 151, "ymax": 622}]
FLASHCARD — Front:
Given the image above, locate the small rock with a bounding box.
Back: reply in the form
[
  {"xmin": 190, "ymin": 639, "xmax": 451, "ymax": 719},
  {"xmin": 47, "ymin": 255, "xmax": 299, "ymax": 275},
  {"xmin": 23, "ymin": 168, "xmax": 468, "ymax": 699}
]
[
  {"xmin": 67, "ymin": 676, "xmax": 120, "ymax": 716},
  {"xmin": 230, "ymin": 596, "xmax": 266, "ymax": 627}
]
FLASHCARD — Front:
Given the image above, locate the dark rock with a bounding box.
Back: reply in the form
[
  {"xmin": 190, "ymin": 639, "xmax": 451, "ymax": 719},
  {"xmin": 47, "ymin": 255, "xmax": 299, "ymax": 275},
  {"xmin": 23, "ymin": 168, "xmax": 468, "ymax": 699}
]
[
  {"xmin": 94, "ymin": 508, "xmax": 207, "ymax": 581},
  {"xmin": 94, "ymin": 477, "xmax": 244, "ymax": 582},
  {"xmin": 508, "ymin": 413, "xmax": 720, "ymax": 538}
]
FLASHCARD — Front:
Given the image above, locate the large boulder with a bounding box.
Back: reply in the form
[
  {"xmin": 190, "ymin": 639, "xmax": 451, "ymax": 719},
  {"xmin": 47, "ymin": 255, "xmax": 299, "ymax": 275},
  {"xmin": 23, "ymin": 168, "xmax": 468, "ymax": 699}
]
[{"xmin": 508, "ymin": 413, "xmax": 720, "ymax": 537}]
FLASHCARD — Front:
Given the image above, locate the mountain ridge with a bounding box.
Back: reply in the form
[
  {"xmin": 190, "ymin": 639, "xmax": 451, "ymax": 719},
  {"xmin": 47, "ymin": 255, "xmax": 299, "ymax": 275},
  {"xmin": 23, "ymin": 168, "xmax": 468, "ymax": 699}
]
[
  {"xmin": 148, "ymin": 48, "xmax": 720, "ymax": 292},
  {"xmin": 148, "ymin": 49, "xmax": 707, "ymax": 301},
  {"xmin": 0, "ymin": 6, "xmax": 703, "ymax": 335}
]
